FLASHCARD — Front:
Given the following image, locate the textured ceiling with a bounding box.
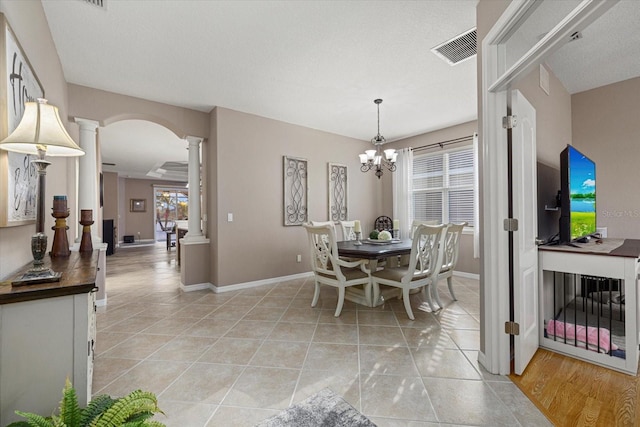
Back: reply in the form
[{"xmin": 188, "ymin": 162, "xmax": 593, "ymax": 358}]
[{"xmin": 40, "ymin": 0, "xmax": 640, "ymax": 180}]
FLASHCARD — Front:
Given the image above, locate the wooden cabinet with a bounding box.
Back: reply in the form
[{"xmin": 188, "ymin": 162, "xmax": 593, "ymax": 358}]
[{"xmin": 0, "ymin": 252, "xmax": 98, "ymax": 425}]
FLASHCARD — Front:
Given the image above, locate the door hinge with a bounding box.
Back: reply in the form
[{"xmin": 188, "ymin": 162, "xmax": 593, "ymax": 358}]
[
  {"xmin": 505, "ymin": 321, "xmax": 520, "ymax": 336},
  {"xmin": 502, "ymin": 115, "xmax": 517, "ymax": 129},
  {"xmin": 504, "ymin": 218, "xmax": 519, "ymax": 232}
]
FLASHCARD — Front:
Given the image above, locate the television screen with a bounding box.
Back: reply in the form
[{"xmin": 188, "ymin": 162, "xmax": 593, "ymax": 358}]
[{"xmin": 559, "ymin": 145, "xmax": 596, "ymax": 243}]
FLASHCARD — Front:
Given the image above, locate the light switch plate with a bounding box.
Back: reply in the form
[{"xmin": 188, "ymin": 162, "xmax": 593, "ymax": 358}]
[{"xmin": 227, "ymin": 213, "xmax": 233, "ymax": 222}]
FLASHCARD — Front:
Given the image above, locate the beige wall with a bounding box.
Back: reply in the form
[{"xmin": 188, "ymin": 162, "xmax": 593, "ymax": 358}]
[
  {"xmin": 0, "ymin": 3, "xmax": 78, "ymax": 279},
  {"xmin": 513, "ymin": 65, "xmax": 572, "ymax": 167},
  {"xmin": 572, "ymin": 77, "xmax": 640, "ymax": 239},
  {"xmin": 211, "ymin": 107, "xmax": 379, "ymax": 287},
  {"xmin": 67, "ymin": 84, "xmax": 209, "ymax": 140},
  {"xmin": 381, "ymin": 120, "xmax": 480, "ymax": 275},
  {"xmin": 102, "ymin": 172, "xmax": 119, "ymax": 228}
]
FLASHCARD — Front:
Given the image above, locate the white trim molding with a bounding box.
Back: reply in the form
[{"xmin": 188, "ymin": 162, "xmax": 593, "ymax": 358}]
[{"xmin": 212, "ymin": 272, "xmax": 314, "ymax": 293}]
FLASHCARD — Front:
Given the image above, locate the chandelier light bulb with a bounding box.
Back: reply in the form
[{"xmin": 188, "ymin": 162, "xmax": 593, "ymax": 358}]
[{"xmin": 358, "ymin": 99, "xmax": 397, "ymax": 179}]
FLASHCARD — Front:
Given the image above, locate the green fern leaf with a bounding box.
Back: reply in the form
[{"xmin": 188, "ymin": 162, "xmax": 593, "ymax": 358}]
[
  {"xmin": 13, "ymin": 411, "xmax": 53, "ymax": 427},
  {"xmin": 50, "ymin": 414, "xmax": 68, "ymax": 427},
  {"xmin": 79, "ymin": 395, "xmax": 116, "ymax": 426},
  {"xmin": 140, "ymin": 421, "xmax": 166, "ymax": 427},
  {"xmin": 89, "ymin": 391, "xmax": 160, "ymax": 427},
  {"xmin": 123, "ymin": 412, "xmax": 154, "ymax": 423},
  {"xmin": 58, "ymin": 379, "xmax": 80, "ymax": 427},
  {"xmin": 5, "ymin": 421, "xmax": 32, "ymax": 427}
]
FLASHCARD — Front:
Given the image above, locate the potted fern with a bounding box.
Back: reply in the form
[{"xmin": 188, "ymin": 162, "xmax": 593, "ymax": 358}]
[{"xmin": 7, "ymin": 379, "xmax": 165, "ymax": 427}]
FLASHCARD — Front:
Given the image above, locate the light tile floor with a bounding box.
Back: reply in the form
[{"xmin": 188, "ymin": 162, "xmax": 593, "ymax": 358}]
[{"xmin": 94, "ymin": 244, "xmax": 551, "ymax": 426}]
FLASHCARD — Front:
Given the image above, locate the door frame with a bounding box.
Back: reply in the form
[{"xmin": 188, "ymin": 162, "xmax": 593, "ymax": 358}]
[{"xmin": 480, "ymin": 0, "xmax": 618, "ymax": 375}]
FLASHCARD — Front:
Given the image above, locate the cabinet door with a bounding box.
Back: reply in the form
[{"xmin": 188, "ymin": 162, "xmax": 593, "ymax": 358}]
[{"xmin": 1, "ymin": 297, "xmax": 76, "ymax": 426}]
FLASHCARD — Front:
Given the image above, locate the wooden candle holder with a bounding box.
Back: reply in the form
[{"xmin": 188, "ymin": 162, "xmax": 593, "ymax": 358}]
[
  {"xmin": 79, "ymin": 209, "xmax": 94, "ymax": 253},
  {"xmin": 51, "ymin": 209, "xmax": 71, "ymax": 257}
]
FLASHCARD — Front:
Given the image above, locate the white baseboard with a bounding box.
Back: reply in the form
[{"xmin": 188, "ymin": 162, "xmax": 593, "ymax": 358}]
[
  {"xmin": 179, "ymin": 282, "xmax": 213, "ymax": 292},
  {"xmin": 211, "ymin": 271, "xmax": 314, "ymax": 293},
  {"xmin": 95, "ymin": 298, "xmax": 107, "ymax": 307},
  {"xmin": 453, "ymin": 271, "xmax": 480, "ymax": 280}
]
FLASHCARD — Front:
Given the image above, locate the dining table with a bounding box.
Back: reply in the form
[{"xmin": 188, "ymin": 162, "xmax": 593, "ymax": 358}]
[{"xmin": 337, "ymin": 238, "xmax": 413, "ymax": 307}]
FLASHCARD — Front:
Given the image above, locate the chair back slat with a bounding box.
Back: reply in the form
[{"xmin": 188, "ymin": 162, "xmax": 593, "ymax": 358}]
[
  {"xmin": 409, "ymin": 219, "xmax": 441, "ymax": 239},
  {"xmin": 441, "ymin": 222, "xmax": 467, "ymax": 270},
  {"xmin": 405, "ymin": 224, "xmax": 445, "ymax": 282},
  {"xmin": 303, "ymin": 223, "xmax": 345, "ymax": 281},
  {"xmin": 339, "ymin": 220, "xmax": 357, "ymax": 241}
]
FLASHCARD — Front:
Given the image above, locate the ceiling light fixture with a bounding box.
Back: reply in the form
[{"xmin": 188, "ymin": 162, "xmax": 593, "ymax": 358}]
[{"xmin": 359, "ymin": 99, "xmax": 396, "ymax": 179}]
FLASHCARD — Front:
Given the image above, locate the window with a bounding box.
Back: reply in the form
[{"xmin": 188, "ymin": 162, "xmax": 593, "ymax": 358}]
[
  {"xmin": 412, "ymin": 146, "xmax": 475, "ymax": 225},
  {"xmin": 155, "ymin": 187, "xmax": 188, "ymax": 232}
]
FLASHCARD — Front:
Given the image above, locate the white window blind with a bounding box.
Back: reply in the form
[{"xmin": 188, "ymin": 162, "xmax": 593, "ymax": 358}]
[{"xmin": 412, "ymin": 146, "xmax": 475, "ymax": 225}]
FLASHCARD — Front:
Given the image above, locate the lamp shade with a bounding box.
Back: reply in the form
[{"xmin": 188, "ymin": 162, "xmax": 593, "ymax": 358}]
[{"xmin": 0, "ymin": 99, "xmax": 84, "ymax": 157}]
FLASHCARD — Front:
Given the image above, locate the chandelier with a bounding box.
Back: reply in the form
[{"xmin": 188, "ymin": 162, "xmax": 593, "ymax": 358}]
[{"xmin": 359, "ymin": 99, "xmax": 397, "ymax": 179}]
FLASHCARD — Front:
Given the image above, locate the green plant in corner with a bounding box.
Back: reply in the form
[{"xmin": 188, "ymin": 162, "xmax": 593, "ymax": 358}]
[{"xmin": 7, "ymin": 378, "xmax": 165, "ymax": 427}]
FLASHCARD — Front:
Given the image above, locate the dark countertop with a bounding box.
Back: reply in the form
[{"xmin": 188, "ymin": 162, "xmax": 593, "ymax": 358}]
[{"xmin": 0, "ymin": 250, "xmax": 99, "ymax": 304}]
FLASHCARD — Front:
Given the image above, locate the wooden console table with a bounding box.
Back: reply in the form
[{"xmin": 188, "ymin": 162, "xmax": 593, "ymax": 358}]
[
  {"xmin": 0, "ymin": 251, "xmax": 99, "ymax": 425},
  {"xmin": 538, "ymin": 239, "xmax": 640, "ymax": 374}
]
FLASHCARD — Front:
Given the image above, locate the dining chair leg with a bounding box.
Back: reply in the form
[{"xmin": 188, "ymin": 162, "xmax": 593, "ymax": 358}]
[
  {"xmin": 431, "ymin": 281, "xmax": 444, "ymax": 308},
  {"xmin": 402, "ymin": 287, "xmax": 415, "ymax": 320},
  {"xmin": 334, "ymin": 287, "xmax": 346, "ymax": 317},
  {"xmin": 311, "ymin": 281, "xmax": 321, "ymax": 307},
  {"xmin": 423, "ymin": 285, "xmax": 439, "ymax": 312},
  {"xmin": 447, "ymin": 277, "xmax": 457, "ymax": 300}
]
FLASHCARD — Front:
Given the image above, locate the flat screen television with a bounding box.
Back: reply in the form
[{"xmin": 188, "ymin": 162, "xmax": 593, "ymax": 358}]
[{"xmin": 559, "ymin": 145, "xmax": 596, "ymax": 243}]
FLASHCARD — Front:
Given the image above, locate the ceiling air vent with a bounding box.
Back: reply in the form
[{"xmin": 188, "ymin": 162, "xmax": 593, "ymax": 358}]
[
  {"xmin": 432, "ymin": 28, "xmax": 477, "ymax": 66},
  {"xmin": 82, "ymin": 0, "xmax": 106, "ymax": 10}
]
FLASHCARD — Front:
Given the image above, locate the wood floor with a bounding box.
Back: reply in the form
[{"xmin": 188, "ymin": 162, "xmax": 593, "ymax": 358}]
[{"xmin": 510, "ymin": 348, "xmax": 638, "ymax": 426}]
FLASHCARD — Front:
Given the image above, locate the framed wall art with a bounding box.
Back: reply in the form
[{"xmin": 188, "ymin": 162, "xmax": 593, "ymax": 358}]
[
  {"xmin": 328, "ymin": 163, "xmax": 348, "ymax": 221},
  {"xmin": 130, "ymin": 199, "xmax": 146, "ymax": 213},
  {"xmin": 0, "ymin": 13, "xmax": 45, "ymax": 227},
  {"xmin": 283, "ymin": 155, "xmax": 308, "ymax": 226}
]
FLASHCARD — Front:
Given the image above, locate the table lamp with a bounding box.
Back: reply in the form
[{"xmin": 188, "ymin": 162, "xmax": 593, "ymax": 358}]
[{"xmin": 0, "ymin": 98, "xmax": 84, "ymax": 284}]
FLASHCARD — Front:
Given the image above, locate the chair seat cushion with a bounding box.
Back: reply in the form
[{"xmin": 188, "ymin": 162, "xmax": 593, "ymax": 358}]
[
  {"xmin": 439, "ymin": 266, "xmax": 452, "ymax": 274},
  {"xmin": 319, "ymin": 267, "xmax": 368, "ymax": 281},
  {"xmin": 372, "ymin": 267, "xmax": 428, "ymax": 282}
]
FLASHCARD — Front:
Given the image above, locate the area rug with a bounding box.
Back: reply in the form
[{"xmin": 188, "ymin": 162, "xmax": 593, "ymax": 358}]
[{"xmin": 255, "ymin": 388, "xmax": 376, "ymax": 427}]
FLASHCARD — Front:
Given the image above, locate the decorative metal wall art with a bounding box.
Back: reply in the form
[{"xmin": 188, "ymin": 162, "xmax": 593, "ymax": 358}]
[
  {"xmin": 283, "ymin": 156, "xmax": 308, "ymax": 226},
  {"xmin": 328, "ymin": 163, "xmax": 348, "ymax": 222}
]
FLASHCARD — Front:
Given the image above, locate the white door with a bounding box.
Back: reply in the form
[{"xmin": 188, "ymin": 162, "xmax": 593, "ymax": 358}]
[{"xmin": 511, "ymin": 90, "xmax": 538, "ymax": 375}]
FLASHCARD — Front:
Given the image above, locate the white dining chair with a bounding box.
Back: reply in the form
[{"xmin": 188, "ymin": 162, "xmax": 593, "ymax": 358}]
[
  {"xmin": 310, "ymin": 220, "xmax": 337, "ymax": 245},
  {"xmin": 303, "ymin": 223, "xmax": 371, "ymax": 317},
  {"xmin": 371, "ymin": 224, "xmax": 445, "ymax": 319},
  {"xmin": 339, "ymin": 220, "xmax": 358, "ymax": 241},
  {"xmin": 409, "ymin": 219, "xmax": 441, "ymax": 239},
  {"xmin": 432, "ymin": 222, "xmax": 467, "ymax": 305}
]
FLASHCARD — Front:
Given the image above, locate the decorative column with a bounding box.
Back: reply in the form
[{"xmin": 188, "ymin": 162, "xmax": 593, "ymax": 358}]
[
  {"xmin": 184, "ymin": 136, "xmax": 205, "ymax": 241},
  {"xmin": 74, "ymin": 118, "xmax": 101, "ymax": 243}
]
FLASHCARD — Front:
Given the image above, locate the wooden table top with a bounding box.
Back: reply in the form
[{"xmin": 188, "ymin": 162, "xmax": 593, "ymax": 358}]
[
  {"xmin": 0, "ymin": 250, "xmax": 99, "ymax": 305},
  {"xmin": 337, "ymin": 239, "xmax": 413, "ymax": 260}
]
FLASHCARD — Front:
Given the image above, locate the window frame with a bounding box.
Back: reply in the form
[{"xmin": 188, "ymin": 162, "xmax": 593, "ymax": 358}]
[{"xmin": 411, "ymin": 144, "xmax": 475, "ymax": 229}]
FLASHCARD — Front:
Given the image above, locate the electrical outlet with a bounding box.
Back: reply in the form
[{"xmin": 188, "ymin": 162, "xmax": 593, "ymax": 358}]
[{"xmin": 296, "ymin": 254, "xmax": 302, "ymax": 263}]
